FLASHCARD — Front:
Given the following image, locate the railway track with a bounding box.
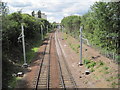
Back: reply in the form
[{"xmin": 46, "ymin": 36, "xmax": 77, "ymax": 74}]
[
  {"xmin": 33, "ymin": 33, "xmax": 52, "ymax": 89},
  {"xmin": 55, "ymin": 31, "xmax": 77, "ymax": 89},
  {"xmin": 33, "ymin": 31, "xmax": 77, "ymax": 90}
]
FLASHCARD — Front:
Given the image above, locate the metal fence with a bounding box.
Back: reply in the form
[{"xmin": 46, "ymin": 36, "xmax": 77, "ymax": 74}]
[
  {"xmin": 89, "ymin": 43, "xmax": 119, "ymax": 64},
  {"xmin": 75, "ymin": 34, "xmax": 119, "ymax": 64}
]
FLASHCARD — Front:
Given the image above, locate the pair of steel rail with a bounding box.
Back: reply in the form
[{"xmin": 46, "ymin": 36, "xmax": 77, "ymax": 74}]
[{"xmin": 34, "ymin": 31, "xmax": 77, "ymax": 90}]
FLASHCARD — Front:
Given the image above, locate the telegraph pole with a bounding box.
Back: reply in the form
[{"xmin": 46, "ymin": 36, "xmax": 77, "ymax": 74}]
[
  {"xmin": 21, "ymin": 24, "xmax": 28, "ymax": 67},
  {"xmin": 79, "ymin": 26, "xmax": 83, "ymax": 66},
  {"xmin": 41, "ymin": 25, "xmax": 43, "ymax": 40}
]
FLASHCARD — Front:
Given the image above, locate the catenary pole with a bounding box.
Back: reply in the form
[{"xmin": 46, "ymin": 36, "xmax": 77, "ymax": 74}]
[
  {"xmin": 47, "ymin": 25, "xmax": 48, "ymax": 33},
  {"xmin": 21, "ymin": 24, "xmax": 27, "ymax": 66},
  {"xmin": 62, "ymin": 26, "xmax": 63, "ymax": 33},
  {"xmin": 79, "ymin": 26, "xmax": 83, "ymax": 66},
  {"xmin": 41, "ymin": 25, "xmax": 43, "ymax": 40}
]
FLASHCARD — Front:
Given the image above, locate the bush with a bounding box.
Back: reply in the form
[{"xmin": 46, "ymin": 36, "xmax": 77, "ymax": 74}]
[
  {"xmin": 83, "ymin": 59, "xmax": 96, "ymax": 68},
  {"xmin": 86, "ymin": 61, "xmax": 96, "ymax": 68}
]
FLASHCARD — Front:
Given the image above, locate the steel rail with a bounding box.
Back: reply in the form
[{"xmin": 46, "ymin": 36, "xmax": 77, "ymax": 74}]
[
  {"xmin": 55, "ymin": 32, "xmax": 66, "ymax": 89},
  {"xmin": 55, "ymin": 30, "xmax": 78, "ymax": 90},
  {"xmin": 34, "ymin": 34, "xmax": 51, "ymax": 90},
  {"xmin": 47, "ymin": 33, "xmax": 53, "ymax": 89}
]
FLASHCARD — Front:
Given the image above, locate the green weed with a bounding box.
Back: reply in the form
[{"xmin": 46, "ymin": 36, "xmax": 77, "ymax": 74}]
[
  {"xmin": 84, "ymin": 59, "xmax": 91, "ymax": 64},
  {"xmin": 86, "ymin": 62, "xmax": 96, "ymax": 68},
  {"xmin": 111, "ymin": 82, "xmax": 118, "ymax": 88},
  {"xmin": 104, "ymin": 71, "xmax": 109, "ymax": 74},
  {"xmin": 84, "ymin": 59, "xmax": 96, "ymax": 69},
  {"xmin": 96, "ymin": 60, "xmax": 104, "ymax": 69},
  {"xmin": 90, "ymin": 67, "xmax": 95, "ymax": 72},
  {"xmin": 98, "ymin": 61, "xmax": 104, "ymax": 66},
  {"xmin": 63, "ymin": 33, "xmax": 68, "ymax": 40},
  {"xmin": 106, "ymin": 78, "xmax": 110, "ymax": 81},
  {"xmin": 31, "ymin": 47, "xmax": 39, "ymax": 52},
  {"xmin": 77, "ymin": 45, "xmax": 80, "ymax": 49},
  {"xmin": 106, "ymin": 76, "xmax": 118, "ymax": 82},
  {"xmin": 103, "ymin": 66, "xmax": 109, "ymax": 70}
]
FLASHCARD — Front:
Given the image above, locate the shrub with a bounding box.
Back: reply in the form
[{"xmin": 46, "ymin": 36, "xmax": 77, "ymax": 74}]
[
  {"xmin": 86, "ymin": 61, "xmax": 96, "ymax": 68},
  {"xmin": 84, "ymin": 59, "xmax": 91, "ymax": 64}
]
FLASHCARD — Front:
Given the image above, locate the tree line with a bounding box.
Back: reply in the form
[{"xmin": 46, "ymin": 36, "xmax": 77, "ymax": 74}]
[
  {"xmin": 3, "ymin": 12, "xmax": 51, "ymax": 62},
  {"xmin": 2, "ymin": 12, "xmax": 51, "ymax": 88},
  {"xmin": 61, "ymin": 2, "xmax": 119, "ymax": 61}
]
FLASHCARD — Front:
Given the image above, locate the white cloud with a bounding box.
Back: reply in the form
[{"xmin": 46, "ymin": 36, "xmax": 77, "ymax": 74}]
[
  {"xmin": 48, "ymin": 17, "xmax": 56, "ymax": 22},
  {"xmin": 3, "ymin": 0, "xmax": 99, "ymax": 23},
  {"xmin": 9, "ymin": 1, "xmax": 32, "ymax": 7}
]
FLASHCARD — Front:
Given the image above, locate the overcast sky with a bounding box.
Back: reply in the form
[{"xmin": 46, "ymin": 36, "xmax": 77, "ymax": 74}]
[{"xmin": 3, "ymin": 0, "xmax": 100, "ymax": 23}]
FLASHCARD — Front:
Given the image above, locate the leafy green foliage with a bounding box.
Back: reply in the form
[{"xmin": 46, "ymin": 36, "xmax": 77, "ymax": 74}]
[
  {"xmin": 2, "ymin": 12, "xmax": 51, "ymax": 88},
  {"xmin": 83, "ymin": 59, "xmax": 91, "ymax": 64},
  {"xmin": 61, "ymin": 15, "xmax": 81, "ymax": 38},
  {"xmin": 61, "ymin": 2, "xmax": 119, "ymax": 57},
  {"xmin": 86, "ymin": 61, "xmax": 96, "ymax": 68},
  {"xmin": 81, "ymin": 2, "xmax": 119, "ymax": 53},
  {"xmin": 84, "ymin": 59, "xmax": 96, "ymax": 69}
]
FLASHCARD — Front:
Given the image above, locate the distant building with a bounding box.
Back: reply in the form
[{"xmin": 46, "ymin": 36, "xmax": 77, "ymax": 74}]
[
  {"xmin": 34, "ymin": 14, "xmax": 38, "ymax": 18},
  {"xmin": 41, "ymin": 13, "xmax": 47, "ymax": 20},
  {"xmin": 32, "ymin": 10, "xmax": 47, "ymax": 20}
]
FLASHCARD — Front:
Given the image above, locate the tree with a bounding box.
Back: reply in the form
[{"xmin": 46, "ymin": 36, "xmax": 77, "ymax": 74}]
[
  {"xmin": 61, "ymin": 15, "xmax": 81, "ymax": 35},
  {"xmin": 2, "ymin": 12, "xmax": 51, "ymax": 88},
  {"xmin": 61, "ymin": 2, "xmax": 119, "ymax": 54}
]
